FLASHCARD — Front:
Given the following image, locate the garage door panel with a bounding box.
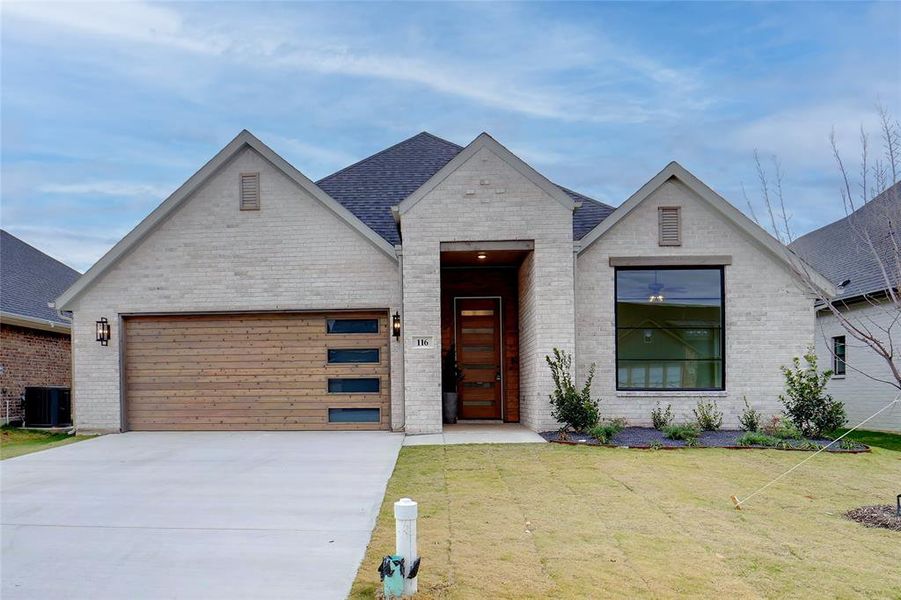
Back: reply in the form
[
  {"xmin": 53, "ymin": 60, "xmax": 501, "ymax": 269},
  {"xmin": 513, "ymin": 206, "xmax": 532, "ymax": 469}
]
[{"xmin": 125, "ymin": 313, "xmax": 390, "ymax": 431}]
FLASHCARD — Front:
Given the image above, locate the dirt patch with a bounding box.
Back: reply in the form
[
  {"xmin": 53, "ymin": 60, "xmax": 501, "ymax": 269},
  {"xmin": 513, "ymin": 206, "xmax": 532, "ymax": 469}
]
[{"xmin": 845, "ymin": 505, "xmax": 901, "ymax": 531}]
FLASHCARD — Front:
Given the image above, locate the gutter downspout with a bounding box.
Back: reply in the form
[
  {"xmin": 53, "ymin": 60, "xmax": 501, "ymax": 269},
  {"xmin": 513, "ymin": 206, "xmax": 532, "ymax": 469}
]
[{"xmin": 395, "ymin": 244, "xmax": 406, "ymax": 432}]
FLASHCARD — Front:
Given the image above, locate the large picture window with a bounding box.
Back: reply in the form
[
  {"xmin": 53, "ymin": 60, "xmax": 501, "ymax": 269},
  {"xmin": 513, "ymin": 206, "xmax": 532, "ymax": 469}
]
[{"xmin": 615, "ymin": 267, "xmax": 724, "ymax": 390}]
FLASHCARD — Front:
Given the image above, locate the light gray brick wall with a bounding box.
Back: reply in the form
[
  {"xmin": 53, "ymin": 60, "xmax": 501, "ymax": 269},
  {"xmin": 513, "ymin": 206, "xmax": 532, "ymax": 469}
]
[
  {"xmin": 400, "ymin": 146, "xmax": 575, "ymax": 433},
  {"xmin": 576, "ymin": 178, "xmax": 815, "ymax": 428},
  {"xmin": 814, "ymin": 303, "xmax": 901, "ymax": 432},
  {"xmin": 68, "ymin": 147, "xmax": 402, "ymax": 432}
]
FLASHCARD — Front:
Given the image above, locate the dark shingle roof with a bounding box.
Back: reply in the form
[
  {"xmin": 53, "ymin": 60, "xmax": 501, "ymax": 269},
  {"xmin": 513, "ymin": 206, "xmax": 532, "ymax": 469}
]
[
  {"xmin": 790, "ymin": 182, "xmax": 901, "ymax": 301},
  {"xmin": 1, "ymin": 230, "xmax": 81, "ymax": 326},
  {"xmin": 316, "ymin": 132, "xmax": 614, "ymax": 244}
]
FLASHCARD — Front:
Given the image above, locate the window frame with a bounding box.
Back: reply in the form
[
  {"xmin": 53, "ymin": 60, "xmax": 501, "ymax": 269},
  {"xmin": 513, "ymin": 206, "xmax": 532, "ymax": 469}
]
[
  {"xmin": 325, "ymin": 318, "xmax": 379, "ymax": 334},
  {"xmin": 613, "ymin": 265, "xmax": 726, "ymax": 391},
  {"xmin": 327, "ymin": 377, "xmax": 381, "ymax": 394},
  {"xmin": 832, "ymin": 335, "xmax": 847, "ymax": 376}
]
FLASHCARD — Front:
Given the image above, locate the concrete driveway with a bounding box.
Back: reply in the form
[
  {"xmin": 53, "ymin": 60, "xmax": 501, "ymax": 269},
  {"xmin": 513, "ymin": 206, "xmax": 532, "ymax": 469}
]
[{"xmin": 1, "ymin": 431, "xmax": 403, "ymax": 599}]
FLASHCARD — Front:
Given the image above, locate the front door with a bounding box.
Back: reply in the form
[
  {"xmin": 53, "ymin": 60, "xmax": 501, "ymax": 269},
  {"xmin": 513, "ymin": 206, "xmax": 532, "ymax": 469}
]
[{"xmin": 455, "ymin": 298, "xmax": 502, "ymax": 419}]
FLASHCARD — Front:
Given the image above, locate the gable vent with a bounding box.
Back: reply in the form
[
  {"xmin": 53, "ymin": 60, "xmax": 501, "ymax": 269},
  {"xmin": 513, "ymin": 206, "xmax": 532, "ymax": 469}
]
[
  {"xmin": 240, "ymin": 172, "xmax": 260, "ymax": 211},
  {"xmin": 658, "ymin": 206, "xmax": 681, "ymax": 246}
]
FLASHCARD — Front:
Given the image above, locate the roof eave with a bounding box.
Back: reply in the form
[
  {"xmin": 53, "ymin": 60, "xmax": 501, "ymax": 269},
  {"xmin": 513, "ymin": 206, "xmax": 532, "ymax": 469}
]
[{"xmin": 0, "ymin": 310, "xmax": 71, "ymax": 334}]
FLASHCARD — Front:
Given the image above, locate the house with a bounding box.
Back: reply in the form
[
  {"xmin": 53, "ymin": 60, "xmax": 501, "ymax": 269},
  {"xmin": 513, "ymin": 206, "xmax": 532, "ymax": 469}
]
[
  {"xmin": 1, "ymin": 230, "xmax": 81, "ymax": 425},
  {"xmin": 790, "ymin": 183, "xmax": 901, "ymax": 433},
  {"xmin": 54, "ymin": 131, "xmax": 831, "ymax": 434}
]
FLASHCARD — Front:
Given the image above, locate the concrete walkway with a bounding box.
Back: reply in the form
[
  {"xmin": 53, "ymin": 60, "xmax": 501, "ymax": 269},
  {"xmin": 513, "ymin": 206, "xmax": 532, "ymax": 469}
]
[
  {"xmin": 403, "ymin": 423, "xmax": 547, "ymax": 446},
  {"xmin": 1, "ymin": 431, "xmax": 403, "ymax": 600}
]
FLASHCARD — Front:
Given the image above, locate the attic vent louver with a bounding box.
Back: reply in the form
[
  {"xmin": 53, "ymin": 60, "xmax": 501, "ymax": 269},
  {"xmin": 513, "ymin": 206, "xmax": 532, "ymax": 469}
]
[
  {"xmin": 240, "ymin": 172, "xmax": 260, "ymax": 211},
  {"xmin": 658, "ymin": 206, "xmax": 681, "ymax": 246}
]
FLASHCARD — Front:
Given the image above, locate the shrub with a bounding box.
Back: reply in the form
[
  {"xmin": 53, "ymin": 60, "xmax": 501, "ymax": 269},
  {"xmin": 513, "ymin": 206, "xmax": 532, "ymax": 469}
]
[
  {"xmin": 738, "ymin": 397, "xmax": 762, "ymax": 432},
  {"xmin": 590, "ymin": 418, "xmax": 627, "ymax": 445},
  {"xmin": 546, "ymin": 348, "xmax": 599, "ymax": 434},
  {"xmin": 780, "ymin": 349, "xmax": 847, "ymax": 437},
  {"xmin": 763, "ymin": 415, "xmax": 802, "ymax": 440},
  {"xmin": 693, "ymin": 400, "xmax": 723, "ymax": 431},
  {"xmin": 737, "ymin": 431, "xmax": 778, "ymax": 447},
  {"xmin": 651, "ymin": 402, "xmax": 674, "ymax": 430},
  {"xmin": 663, "ymin": 423, "xmax": 700, "ymax": 442}
]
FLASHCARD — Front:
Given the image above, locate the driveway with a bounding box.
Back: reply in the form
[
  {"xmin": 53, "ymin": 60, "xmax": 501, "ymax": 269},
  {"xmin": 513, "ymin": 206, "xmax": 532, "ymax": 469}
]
[{"xmin": 1, "ymin": 431, "xmax": 403, "ymax": 599}]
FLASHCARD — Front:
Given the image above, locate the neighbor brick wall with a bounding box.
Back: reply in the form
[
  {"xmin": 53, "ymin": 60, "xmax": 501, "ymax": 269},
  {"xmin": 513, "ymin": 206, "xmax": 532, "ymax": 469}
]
[
  {"xmin": 576, "ymin": 178, "xmax": 815, "ymax": 427},
  {"xmin": 67, "ymin": 147, "xmax": 402, "ymax": 432},
  {"xmin": 0, "ymin": 324, "xmax": 71, "ymax": 424},
  {"xmin": 814, "ymin": 301, "xmax": 901, "ymax": 432},
  {"xmin": 400, "ymin": 144, "xmax": 575, "ymax": 433}
]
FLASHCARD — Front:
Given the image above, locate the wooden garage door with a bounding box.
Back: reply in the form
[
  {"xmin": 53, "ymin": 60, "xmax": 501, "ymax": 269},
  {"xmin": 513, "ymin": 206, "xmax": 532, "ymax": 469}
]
[{"xmin": 124, "ymin": 312, "xmax": 390, "ymax": 431}]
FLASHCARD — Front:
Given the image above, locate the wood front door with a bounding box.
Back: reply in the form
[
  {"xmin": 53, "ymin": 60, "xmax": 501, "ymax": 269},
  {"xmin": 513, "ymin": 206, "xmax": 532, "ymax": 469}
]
[{"xmin": 455, "ymin": 298, "xmax": 502, "ymax": 419}]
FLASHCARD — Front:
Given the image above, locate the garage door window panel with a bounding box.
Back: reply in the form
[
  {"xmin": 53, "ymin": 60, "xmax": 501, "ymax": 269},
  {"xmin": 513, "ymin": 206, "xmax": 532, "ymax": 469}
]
[
  {"xmin": 326, "ymin": 319, "xmax": 379, "ymax": 334},
  {"xmin": 328, "ymin": 408, "xmax": 380, "ymax": 423},
  {"xmin": 327, "ymin": 349, "xmax": 380, "ymax": 364},
  {"xmin": 328, "ymin": 378, "xmax": 380, "ymax": 393}
]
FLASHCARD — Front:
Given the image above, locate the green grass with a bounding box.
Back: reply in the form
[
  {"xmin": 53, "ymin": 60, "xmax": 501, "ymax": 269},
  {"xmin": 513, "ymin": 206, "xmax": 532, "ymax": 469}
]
[
  {"xmin": 351, "ymin": 443, "xmax": 901, "ymax": 599},
  {"xmin": 835, "ymin": 428, "xmax": 901, "ymax": 452},
  {"xmin": 0, "ymin": 426, "xmax": 91, "ymax": 459}
]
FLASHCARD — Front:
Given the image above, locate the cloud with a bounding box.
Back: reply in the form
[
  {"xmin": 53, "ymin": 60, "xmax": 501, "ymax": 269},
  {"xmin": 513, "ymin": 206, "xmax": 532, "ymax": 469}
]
[
  {"xmin": 37, "ymin": 181, "xmax": 171, "ymax": 198},
  {"xmin": 3, "ymin": 1, "xmax": 708, "ymax": 124},
  {"xmin": 2, "ymin": 225, "xmax": 124, "ymax": 271}
]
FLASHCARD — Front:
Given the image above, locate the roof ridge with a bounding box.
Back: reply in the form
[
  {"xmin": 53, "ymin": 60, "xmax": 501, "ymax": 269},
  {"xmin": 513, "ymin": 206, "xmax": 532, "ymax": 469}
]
[
  {"xmin": 317, "ymin": 131, "xmax": 461, "ymax": 185},
  {"xmin": 0, "ymin": 229, "xmax": 80, "ymax": 275}
]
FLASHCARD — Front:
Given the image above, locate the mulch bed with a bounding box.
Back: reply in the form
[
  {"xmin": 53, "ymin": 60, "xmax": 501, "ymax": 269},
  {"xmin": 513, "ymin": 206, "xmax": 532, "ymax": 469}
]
[
  {"xmin": 845, "ymin": 505, "xmax": 901, "ymax": 531},
  {"xmin": 540, "ymin": 427, "xmax": 869, "ymax": 453}
]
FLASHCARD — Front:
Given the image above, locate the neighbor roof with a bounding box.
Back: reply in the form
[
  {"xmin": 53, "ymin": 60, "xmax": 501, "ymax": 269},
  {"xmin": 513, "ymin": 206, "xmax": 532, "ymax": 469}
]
[
  {"xmin": 317, "ymin": 132, "xmax": 614, "ymax": 245},
  {"xmin": 790, "ymin": 182, "xmax": 901, "ymax": 301},
  {"xmin": 1, "ymin": 230, "xmax": 80, "ymax": 328}
]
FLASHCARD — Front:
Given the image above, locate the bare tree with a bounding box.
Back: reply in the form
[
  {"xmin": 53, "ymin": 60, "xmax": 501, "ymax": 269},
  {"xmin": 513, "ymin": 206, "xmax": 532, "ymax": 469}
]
[{"xmin": 751, "ymin": 105, "xmax": 901, "ymax": 392}]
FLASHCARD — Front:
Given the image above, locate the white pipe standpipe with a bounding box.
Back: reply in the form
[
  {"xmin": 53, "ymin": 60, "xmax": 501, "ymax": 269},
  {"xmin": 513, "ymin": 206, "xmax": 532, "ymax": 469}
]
[{"xmin": 394, "ymin": 498, "xmax": 418, "ymax": 597}]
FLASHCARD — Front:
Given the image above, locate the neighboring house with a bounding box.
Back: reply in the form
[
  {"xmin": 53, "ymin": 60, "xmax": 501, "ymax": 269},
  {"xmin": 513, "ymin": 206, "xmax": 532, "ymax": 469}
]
[
  {"xmin": 790, "ymin": 183, "xmax": 901, "ymax": 433},
  {"xmin": 54, "ymin": 131, "xmax": 831, "ymax": 434},
  {"xmin": 0, "ymin": 230, "xmax": 81, "ymax": 424}
]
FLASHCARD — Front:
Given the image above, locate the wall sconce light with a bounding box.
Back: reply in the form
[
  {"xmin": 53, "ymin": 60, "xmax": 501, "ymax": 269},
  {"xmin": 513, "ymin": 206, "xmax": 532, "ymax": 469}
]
[
  {"xmin": 392, "ymin": 311, "xmax": 402, "ymax": 340},
  {"xmin": 96, "ymin": 317, "xmax": 111, "ymax": 346}
]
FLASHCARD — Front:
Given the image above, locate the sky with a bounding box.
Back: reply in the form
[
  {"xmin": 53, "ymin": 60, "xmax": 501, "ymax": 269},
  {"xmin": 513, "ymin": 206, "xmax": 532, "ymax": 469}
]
[{"xmin": 2, "ymin": 1, "xmax": 899, "ymax": 272}]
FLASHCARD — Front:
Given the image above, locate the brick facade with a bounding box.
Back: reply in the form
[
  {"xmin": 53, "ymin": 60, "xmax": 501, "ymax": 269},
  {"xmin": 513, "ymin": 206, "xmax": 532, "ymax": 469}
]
[
  {"xmin": 64, "ymin": 136, "xmax": 820, "ymax": 436},
  {"xmin": 399, "ymin": 144, "xmax": 575, "ymax": 433},
  {"xmin": 0, "ymin": 324, "xmax": 71, "ymax": 424},
  {"xmin": 67, "ymin": 147, "xmax": 402, "ymax": 432},
  {"xmin": 576, "ymin": 178, "xmax": 815, "ymax": 427}
]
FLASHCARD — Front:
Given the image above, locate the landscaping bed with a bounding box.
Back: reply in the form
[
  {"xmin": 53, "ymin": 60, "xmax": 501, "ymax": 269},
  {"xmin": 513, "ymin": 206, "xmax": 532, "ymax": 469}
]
[{"xmin": 540, "ymin": 427, "xmax": 870, "ymax": 452}]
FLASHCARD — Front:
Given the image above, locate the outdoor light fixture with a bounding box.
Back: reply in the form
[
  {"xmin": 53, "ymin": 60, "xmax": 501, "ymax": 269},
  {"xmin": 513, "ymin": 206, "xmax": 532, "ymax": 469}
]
[
  {"xmin": 477, "ymin": 252, "xmax": 487, "ymax": 260},
  {"xmin": 95, "ymin": 317, "xmax": 111, "ymax": 346},
  {"xmin": 392, "ymin": 311, "xmax": 401, "ymax": 340},
  {"xmin": 648, "ymin": 293, "xmax": 665, "ymax": 303}
]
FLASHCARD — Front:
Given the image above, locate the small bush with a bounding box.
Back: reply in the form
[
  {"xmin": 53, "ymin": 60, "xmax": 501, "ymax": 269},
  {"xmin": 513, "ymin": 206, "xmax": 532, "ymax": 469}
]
[
  {"xmin": 663, "ymin": 423, "xmax": 700, "ymax": 442},
  {"xmin": 780, "ymin": 349, "xmax": 847, "ymax": 437},
  {"xmin": 651, "ymin": 402, "xmax": 674, "ymax": 430},
  {"xmin": 738, "ymin": 397, "xmax": 762, "ymax": 432},
  {"xmin": 693, "ymin": 400, "xmax": 723, "ymax": 431},
  {"xmin": 763, "ymin": 415, "xmax": 802, "ymax": 440},
  {"xmin": 737, "ymin": 431, "xmax": 778, "ymax": 447},
  {"xmin": 546, "ymin": 348, "xmax": 599, "ymax": 434},
  {"xmin": 590, "ymin": 418, "xmax": 627, "ymax": 445}
]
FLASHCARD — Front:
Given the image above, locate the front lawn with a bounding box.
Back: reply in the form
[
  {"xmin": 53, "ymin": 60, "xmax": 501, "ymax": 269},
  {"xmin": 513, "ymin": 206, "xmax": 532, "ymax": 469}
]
[
  {"xmin": 0, "ymin": 426, "xmax": 90, "ymax": 459},
  {"xmin": 835, "ymin": 428, "xmax": 901, "ymax": 452},
  {"xmin": 351, "ymin": 444, "xmax": 900, "ymax": 599}
]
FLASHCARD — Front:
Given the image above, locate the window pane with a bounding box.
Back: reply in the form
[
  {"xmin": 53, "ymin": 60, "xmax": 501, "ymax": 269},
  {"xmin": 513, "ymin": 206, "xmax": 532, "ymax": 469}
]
[
  {"xmin": 327, "ymin": 349, "xmax": 380, "ymax": 363},
  {"xmin": 615, "ymin": 268, "xmax": 724, "ymax": 390},
  {"xmin": 616, "ymin": 328, "xmax": 722, "ymax": 361},
  {"xmin": 617, "ymin": 360, "xmax": 723, "ymax": 389},
  {"xmin": 326, "ymin": 319, "xmax": 378, "ymax": 334},
  {"xmin": 328, "ymin": 408, "xmax": 380, "ymax": 423},
  {"xmin": 328, "ymin": 378, "xmax": 380, "ymax": 393},
  {"xmin": 833, "ymin": 336, "xmax": 846, "ymax": 375}
]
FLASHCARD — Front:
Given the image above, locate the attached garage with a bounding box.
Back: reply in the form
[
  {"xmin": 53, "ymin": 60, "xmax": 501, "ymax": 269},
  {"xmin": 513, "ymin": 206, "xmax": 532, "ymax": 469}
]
[{"xmin": 123, "ymin": 312, "xmax": 390, "ymax": 431}]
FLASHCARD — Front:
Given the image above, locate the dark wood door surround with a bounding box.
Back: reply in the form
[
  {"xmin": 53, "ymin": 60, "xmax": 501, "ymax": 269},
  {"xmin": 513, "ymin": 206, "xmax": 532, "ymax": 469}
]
[
  {"xmin": 440, "ymin": 266, "xmax": 520, "ymax": 422},
  {"xmin": 455, "ymin": 298, "xmax": 503, "ymax": 419}
]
